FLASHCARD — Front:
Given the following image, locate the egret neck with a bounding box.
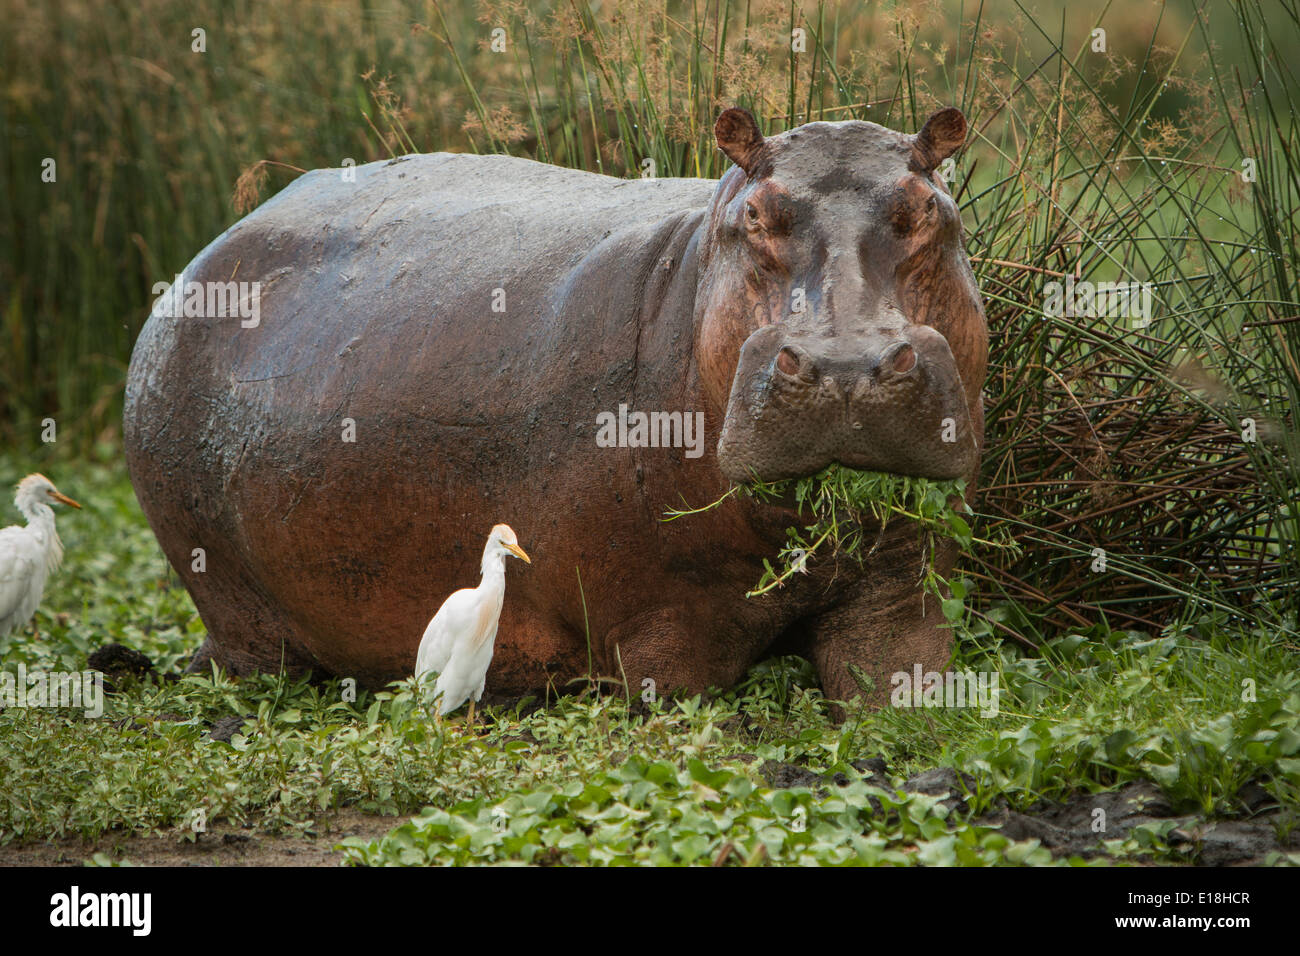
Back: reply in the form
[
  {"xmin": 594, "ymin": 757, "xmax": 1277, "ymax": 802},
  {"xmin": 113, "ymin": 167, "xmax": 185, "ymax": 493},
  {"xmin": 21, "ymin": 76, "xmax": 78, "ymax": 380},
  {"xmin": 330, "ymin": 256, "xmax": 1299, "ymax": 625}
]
[
  {"xmin": 17, "ymin": 489, "xmax": 64, "ymax": 575},
  {"xmin": 473, "ymin": 547, "xmax": 509, "ymax": 649}
]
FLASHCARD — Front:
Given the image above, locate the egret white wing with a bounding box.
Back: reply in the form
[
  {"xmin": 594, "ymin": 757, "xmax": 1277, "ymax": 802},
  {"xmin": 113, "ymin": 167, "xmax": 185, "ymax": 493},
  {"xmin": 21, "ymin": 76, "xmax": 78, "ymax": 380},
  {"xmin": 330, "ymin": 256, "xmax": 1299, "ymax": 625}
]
[
  {"xmin": 414, "ymin": 587, "xmax": 480, "ymax": 679},
  {"xmin": 0, "ymin": 526, "xmax": 42, "ymax": 635}
]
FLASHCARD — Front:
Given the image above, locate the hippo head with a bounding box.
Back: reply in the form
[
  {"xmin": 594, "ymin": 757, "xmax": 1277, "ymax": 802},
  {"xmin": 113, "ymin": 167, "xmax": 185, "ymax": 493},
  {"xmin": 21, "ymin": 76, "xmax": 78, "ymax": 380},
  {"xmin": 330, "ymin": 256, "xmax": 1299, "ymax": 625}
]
[{"xmin": 696, "ymin": 107, "xmax": 988, "ymax": 483}]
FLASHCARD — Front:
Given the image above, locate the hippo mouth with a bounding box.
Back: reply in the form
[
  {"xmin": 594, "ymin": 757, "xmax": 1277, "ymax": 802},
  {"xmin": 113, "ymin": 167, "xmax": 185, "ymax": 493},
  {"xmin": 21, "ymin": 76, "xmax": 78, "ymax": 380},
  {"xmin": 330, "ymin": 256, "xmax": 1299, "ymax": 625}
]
[{"xmin": 716, "ymin": 323, "xmax": 978, "ymax": 484}]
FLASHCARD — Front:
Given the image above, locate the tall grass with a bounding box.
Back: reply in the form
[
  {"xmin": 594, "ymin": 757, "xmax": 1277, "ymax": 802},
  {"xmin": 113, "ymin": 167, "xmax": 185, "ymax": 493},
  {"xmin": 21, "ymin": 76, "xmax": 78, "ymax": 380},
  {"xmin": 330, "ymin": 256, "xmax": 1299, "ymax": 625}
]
[{"xmin": 1, "ymin": 0, "xmax": 1296, "ymax": 633}]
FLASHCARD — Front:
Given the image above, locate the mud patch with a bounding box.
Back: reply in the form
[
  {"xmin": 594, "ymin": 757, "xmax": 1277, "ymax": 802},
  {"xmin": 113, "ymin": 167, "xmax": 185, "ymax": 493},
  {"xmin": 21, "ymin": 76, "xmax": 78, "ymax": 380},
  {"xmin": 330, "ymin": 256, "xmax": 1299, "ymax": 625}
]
[
  {"xmin": 975, "ymin": 780, "xmax": 1299, "ymax": 865},
  {"xmin": 759, "ymin": 756, "xmax": 890, "ymax": 795},
  {"xmin": 901, "ymin": 767, "xmax": 975, "ymax": 813},
  {"xmin": 206, "ymin": 713, "xmax": 256, "ymax": 743},
  {"xmin": 759, "ymin": 761, "xmax": 1299, "ymax": 864},
  {"xmin": 0, "ymin": 810, "xmax": 401, "ymax": 867},
  {"xmin": 87, "ymin": 642, "xmax": 175, "ymax": 692}
]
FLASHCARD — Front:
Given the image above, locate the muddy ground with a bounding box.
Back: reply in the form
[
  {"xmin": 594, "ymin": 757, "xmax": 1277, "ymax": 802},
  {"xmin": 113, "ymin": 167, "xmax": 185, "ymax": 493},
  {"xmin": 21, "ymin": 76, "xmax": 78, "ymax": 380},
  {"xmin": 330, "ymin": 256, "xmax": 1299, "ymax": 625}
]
[
  {"xmin": 0, "ymin": 810, "xmax": 400, "ymax": 867},
  {"xmin": 2, "ymin": 647, "xmax": 1291, "ymax": 866},
  {"xmin": 758, "ymin": 760, "xmax": 1300, "ymax": 866},
  {"xmin": 3, "ymin": 763, "xmax": 1293, "ymax": 866}
]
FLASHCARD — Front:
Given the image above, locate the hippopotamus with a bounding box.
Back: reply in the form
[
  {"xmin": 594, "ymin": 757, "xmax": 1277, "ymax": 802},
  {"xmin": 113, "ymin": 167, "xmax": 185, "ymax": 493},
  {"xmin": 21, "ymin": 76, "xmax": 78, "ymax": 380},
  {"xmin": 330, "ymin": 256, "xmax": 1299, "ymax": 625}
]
[{"xmin": 123, "ymin": 106, "xmax": 987, "ymax": 710}]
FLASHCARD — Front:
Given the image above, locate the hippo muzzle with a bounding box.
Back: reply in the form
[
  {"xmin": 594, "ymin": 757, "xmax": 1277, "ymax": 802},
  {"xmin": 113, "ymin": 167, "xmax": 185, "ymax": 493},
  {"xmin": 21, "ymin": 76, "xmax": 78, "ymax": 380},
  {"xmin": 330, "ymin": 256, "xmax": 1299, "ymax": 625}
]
[{"xmin": 716, "ymin": 321, "xmax": 977, "ymax": 483}]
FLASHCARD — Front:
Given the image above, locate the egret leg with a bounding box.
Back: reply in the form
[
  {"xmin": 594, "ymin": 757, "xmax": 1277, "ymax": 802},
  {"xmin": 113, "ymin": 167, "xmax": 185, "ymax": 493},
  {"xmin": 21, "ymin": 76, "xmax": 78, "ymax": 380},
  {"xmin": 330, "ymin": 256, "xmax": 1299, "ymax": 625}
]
[{"xmin": 466, "ymin": 699, "xmax": 476, "ymax": 727}]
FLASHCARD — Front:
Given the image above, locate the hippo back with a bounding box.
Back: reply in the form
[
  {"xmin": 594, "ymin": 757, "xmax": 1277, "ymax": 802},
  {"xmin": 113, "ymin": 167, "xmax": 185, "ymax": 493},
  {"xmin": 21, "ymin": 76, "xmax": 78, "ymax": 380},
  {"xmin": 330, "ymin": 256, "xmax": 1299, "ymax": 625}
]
[{"xmin": 124, "ymin": 154, "xmax": 715, "ymax": 684}]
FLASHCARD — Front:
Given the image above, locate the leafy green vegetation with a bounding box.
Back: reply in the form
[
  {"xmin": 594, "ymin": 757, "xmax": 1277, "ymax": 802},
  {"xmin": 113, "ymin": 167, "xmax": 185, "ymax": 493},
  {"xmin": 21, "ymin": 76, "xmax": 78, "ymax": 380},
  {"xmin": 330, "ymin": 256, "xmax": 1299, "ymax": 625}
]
[
  {"xmin": 1, "ymin": 459, "xmax": 1296, "ymax": 865},
  {"xmin": 3, "ymin": 0, "xmax": 1298, "ymax": 865},
  {"xmin": 339, "ymin": 753, "xmax": 1054, "ymax": 866},
  {"xmin": 665, "ymin": 465, "xmax": 997, "ymax": 597}
]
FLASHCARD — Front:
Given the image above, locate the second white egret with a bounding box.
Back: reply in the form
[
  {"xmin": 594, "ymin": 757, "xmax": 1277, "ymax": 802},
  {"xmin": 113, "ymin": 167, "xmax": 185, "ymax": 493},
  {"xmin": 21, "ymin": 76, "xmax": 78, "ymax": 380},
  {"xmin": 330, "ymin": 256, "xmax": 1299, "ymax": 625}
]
[
  {"xmin": 0, "ymin": 473, "xmax": 82, "ymax": 638},
  {"xmin": 415, "ymin": 523, "xmax": 530, "ymax": 724}
]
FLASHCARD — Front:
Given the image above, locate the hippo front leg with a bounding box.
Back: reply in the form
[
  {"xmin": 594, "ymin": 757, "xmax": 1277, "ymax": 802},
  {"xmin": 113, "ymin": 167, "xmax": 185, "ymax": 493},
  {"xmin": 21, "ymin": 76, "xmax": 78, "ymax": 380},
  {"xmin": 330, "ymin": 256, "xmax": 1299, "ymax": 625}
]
[
  {"xmin": 803, "ymin": 539, "xmax": 959, "ymax": 717},
  {"xmin": 603, "ymin": 605, "xmax": 751, "ymax": 703}
]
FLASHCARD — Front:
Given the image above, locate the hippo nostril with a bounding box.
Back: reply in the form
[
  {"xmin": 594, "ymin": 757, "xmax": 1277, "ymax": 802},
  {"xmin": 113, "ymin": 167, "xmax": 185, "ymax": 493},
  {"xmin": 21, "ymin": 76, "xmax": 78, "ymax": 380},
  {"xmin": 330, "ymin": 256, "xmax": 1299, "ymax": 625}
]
[
  {"xmin": 776, "ymin": 347, "xmax": 801, "ymax": 377},
  {"xmin": 890, "ymin": 344, "xmax": 916, "ymax": 374}
]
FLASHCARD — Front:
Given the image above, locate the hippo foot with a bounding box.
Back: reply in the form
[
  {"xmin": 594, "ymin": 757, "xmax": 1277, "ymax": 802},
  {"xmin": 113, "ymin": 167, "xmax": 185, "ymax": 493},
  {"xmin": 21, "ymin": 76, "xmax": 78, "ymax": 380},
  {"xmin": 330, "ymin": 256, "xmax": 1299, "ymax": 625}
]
[{"xmin": 805, "ymin": 585, "xmax": 955, "ymax": 721}]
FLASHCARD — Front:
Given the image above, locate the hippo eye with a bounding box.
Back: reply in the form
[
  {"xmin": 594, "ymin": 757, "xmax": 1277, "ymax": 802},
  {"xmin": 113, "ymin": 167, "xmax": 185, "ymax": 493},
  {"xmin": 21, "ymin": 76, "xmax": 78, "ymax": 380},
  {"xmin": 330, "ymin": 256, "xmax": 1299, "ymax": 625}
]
[{"xmin": 745, "ymin": 203, "xmax": 760, "ymax": 225}]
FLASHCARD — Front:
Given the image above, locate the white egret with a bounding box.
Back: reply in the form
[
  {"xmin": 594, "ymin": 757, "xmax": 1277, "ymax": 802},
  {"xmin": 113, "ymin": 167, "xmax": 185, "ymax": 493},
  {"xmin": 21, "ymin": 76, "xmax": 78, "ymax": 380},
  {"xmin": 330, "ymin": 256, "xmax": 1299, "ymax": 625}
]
[
  {"xmin": 415, "ymin": 524, "xmax": 530, "ymax": 725},
  {"xmin": 0, "ymin": 474, "xmax": 82, "ymax": 638}
]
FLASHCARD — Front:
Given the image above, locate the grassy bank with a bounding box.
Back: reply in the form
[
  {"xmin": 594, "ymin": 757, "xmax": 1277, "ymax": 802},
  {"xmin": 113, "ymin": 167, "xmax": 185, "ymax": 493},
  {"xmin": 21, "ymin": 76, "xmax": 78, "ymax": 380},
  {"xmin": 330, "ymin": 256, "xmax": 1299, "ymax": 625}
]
[
  {"xmin": 2, "ymin": 0, "xmax": 1298, "ymax": 864},
  {"xmin": 0, "ymin": 458, "xmax": 1296, "ymax": 865}
]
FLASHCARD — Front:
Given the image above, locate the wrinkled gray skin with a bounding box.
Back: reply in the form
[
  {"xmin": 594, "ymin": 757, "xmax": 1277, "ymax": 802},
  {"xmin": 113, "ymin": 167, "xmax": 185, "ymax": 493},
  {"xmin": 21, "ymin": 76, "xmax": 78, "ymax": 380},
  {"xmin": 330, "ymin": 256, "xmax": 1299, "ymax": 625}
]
[{"xmin": 124, "ymin": 108, "xmax": 987, "ymax": 711}]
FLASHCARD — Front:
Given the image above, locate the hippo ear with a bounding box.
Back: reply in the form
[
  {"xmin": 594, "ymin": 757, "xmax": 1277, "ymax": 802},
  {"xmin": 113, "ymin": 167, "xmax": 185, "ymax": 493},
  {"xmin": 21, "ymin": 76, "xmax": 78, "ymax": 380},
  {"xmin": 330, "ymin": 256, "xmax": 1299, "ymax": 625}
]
[
  {"xmin": 910, "ymin": 107, "xmax": 967, "ymax": 173},
  {"xmin": 715, "ymin": 108, "xmax": 766, "ymax": 175}
]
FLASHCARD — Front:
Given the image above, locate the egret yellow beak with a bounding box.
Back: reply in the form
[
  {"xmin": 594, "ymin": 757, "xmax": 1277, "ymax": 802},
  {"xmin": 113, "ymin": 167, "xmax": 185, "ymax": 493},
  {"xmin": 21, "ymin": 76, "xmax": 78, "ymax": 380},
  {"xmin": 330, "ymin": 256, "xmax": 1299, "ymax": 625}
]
[
  {"xmin": 506, "ymin": 542, "xmax": 531, "ymax": 564},
  {"xmin": 49, "ymin": 491, "xmax": 81, "ymax": 509}
]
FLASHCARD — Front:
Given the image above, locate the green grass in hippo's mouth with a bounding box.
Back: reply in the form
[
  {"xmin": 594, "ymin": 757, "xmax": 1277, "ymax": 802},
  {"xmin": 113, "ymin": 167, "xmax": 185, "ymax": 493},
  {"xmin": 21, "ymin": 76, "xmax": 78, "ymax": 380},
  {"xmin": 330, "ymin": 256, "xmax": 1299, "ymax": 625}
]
[{"xmin": 665, "ymin": 464, "xmax": 1015, "ymax": 599}]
